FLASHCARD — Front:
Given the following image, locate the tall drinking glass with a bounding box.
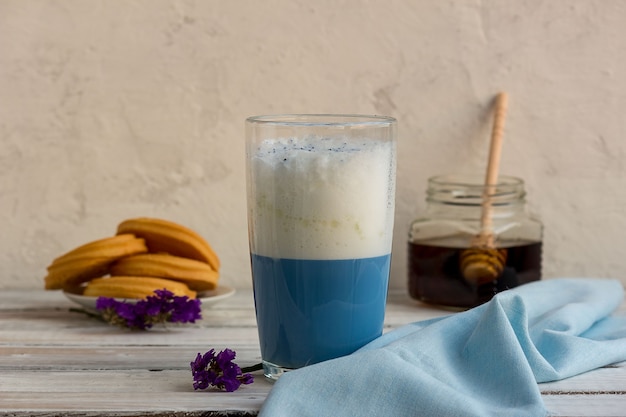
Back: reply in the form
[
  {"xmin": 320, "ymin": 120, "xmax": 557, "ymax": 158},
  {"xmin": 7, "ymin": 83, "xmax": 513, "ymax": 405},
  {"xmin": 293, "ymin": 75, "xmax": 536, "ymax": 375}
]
[{"xmin": 245, "ymin": 114, "xmax": 396, "ymax": 379}]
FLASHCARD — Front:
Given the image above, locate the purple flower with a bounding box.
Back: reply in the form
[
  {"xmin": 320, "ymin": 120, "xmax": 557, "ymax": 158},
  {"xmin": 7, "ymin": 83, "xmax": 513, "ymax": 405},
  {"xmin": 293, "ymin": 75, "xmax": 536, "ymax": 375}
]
[
  {"xmin": 190, "ymin": 348, "xmax": 254, "ymax": 392},
  {"xmin": 95, "ymin": 289, "xmax": 202, "ymax": 330},
  {"xmin": 169, "ymin": 295, "xmax": 202, "ymax": 323},
  {"xmin": 95, "ymin": 297, "xmax": 116, "ymax": 310}
]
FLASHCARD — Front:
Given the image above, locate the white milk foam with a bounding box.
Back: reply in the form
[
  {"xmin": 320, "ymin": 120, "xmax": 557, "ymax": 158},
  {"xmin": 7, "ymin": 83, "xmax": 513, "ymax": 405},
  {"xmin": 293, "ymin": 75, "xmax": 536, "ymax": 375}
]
[{"xmin": 249, "ymin": 135, "xmax": 396, "ymax": 260}]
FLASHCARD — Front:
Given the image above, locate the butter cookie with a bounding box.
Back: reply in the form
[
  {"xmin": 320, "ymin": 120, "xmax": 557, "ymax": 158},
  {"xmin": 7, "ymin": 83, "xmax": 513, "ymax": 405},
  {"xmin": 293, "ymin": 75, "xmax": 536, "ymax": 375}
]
[
  {"xmin": 110, "ymin": 253, "xmax": 219, "ymax": 291},
  {"xmin": 117, "ymin": 218, "xmax": 220, "ymax": 271},
  {"xmin": 83, "ymin": 275, "xmax": 196, "ymax": 299},
  {"xmin": 45, "ymin": 234, "xmax": 148, "ymax": 290}
]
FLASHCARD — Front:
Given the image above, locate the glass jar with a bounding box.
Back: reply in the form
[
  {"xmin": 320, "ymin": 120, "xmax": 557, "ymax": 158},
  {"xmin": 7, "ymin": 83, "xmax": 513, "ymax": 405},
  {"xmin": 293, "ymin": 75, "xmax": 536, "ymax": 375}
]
[{"xmin": 407, "ymin": 174, "xmax": 543, "ymax": 309}]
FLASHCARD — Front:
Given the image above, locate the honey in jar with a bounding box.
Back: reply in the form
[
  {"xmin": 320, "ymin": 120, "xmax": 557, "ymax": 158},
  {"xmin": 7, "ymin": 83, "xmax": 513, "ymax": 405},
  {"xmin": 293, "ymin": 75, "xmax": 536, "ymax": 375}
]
[{"xmin": 408, "ymin": 175, "xmax": 543, "ymax": 309}]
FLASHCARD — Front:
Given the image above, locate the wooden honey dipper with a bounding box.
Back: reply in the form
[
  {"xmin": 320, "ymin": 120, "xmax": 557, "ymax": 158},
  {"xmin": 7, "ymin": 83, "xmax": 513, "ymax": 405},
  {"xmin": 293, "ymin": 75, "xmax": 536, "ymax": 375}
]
[{"xmin": 459, "ymin": 92, "xmax": 509, "ymax": 285}]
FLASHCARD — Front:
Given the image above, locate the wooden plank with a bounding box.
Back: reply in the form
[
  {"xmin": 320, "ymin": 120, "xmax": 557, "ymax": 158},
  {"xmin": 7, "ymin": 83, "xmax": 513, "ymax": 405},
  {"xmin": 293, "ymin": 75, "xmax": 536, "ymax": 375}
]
[
  {"xmin": 3, "ymin": 365, "xmax": 626, "ymax": 393},
  {"xmin": 0, "ymin": 391, "xmax": 267, "ymax": 415},
  {"xmin": 3, "ymin": 393, "xmax": 626, "ymax": 417},
  {"xmin": 540, "ymin": 363, "xmax": 626, "ymax": 394},
  {"xmin": 543, "ymin": 394, "xmax": 626, "ymax": 416},
  {"xmin": 0, "ymin": 369, "xmax": 273, "ymax": 393},
  {"xmin": 0, "ymin": 326, "xmax": 260, "ymax": 347},
  {"xmin": 3, "ymin": 381, "xmax": 626, "ymax": 417},
  {"xmin": 0, "ymin": 346, "xmax": 262, "ymax": 370}
]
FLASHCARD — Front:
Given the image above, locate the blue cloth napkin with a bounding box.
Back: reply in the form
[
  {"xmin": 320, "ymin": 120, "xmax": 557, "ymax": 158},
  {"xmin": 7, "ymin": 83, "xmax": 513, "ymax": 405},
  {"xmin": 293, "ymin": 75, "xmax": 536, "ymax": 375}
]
[{"xmin": 259, "ymin": 278, "xmax": 626, "ymax": 417}]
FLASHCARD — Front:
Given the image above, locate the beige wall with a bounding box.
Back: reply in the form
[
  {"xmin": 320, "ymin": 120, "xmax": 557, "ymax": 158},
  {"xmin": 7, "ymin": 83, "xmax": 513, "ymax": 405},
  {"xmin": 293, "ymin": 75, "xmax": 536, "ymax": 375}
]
[{"xmin": 2, "ymin": 0, "xmax": 626, "ymax": 290}]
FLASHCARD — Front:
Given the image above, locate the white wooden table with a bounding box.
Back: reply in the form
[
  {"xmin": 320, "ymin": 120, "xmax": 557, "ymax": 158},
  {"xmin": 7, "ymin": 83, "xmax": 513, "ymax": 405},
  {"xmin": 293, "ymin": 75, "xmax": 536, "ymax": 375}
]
[{"xmin": 1, "ymin": 289, "xmax": 625, "ymax": 416}]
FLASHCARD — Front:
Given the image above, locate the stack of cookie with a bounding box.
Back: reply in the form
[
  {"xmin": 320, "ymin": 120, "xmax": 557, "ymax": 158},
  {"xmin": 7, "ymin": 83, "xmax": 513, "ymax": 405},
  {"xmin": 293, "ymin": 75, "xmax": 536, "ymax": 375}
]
[{"xmin": 44, "ymin": 218, "xmax": 220, "ymax": 299}]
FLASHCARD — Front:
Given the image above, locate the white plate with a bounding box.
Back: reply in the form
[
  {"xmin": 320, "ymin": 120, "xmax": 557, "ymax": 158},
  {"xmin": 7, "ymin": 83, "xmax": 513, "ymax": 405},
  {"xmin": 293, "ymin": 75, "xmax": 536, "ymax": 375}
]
[{"xmin": 63, "ymin": 285, "xmax": 236, "ymax": 313}]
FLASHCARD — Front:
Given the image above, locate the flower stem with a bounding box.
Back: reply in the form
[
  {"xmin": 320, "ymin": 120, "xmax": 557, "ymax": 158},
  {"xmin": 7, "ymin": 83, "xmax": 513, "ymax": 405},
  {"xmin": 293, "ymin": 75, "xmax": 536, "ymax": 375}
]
[
  {"xmin": 241, "ymin": 363, "xmax": 263, "ymax": 373},
  {"xmin": 69, "ymin": 307, "xmax": 104, "ymax": 321}
]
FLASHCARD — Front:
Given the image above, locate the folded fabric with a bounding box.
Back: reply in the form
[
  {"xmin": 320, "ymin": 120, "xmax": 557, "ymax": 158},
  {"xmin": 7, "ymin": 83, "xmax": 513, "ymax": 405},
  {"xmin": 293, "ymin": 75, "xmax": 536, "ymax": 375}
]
[{"xmin": 259, "ymin": 278, "xmax": 626, "ymax": 417}]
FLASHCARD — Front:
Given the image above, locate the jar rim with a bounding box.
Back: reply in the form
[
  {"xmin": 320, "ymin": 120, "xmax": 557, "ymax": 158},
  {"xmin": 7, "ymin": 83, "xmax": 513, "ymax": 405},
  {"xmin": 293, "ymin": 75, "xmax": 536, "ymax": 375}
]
[
  {"xmin": 246, "ymin": 114, "xmax": 396, "ymax": 127},
  {"xmin": 426, "ymin": 174, "xmax": 526, "ymax": 206},
  {"xmin": 428, "ymin": 174, "xmax": 524, "ymax": 187}
]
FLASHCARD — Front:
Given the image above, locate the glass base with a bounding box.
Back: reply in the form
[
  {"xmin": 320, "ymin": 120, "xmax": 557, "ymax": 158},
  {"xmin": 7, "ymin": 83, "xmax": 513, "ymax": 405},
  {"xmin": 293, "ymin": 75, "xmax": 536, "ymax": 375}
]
[{"xmin": 262, "ymin": 360, "xmax": 295, "ymax": 380}]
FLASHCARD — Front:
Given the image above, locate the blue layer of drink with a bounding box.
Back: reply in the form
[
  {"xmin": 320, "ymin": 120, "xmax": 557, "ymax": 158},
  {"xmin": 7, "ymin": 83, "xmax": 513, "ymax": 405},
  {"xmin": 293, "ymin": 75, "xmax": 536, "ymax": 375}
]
[{"xmin": 251, "ymin": 254, "xmax": 391, "ymax": 369}]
